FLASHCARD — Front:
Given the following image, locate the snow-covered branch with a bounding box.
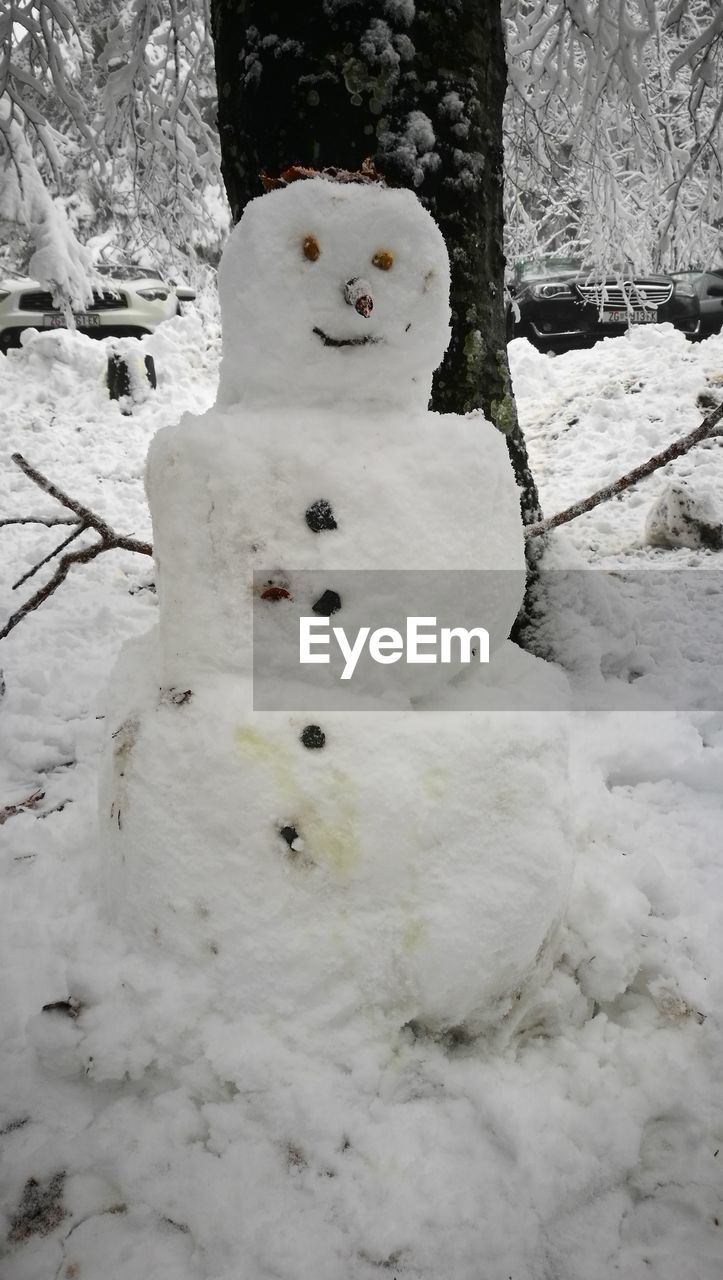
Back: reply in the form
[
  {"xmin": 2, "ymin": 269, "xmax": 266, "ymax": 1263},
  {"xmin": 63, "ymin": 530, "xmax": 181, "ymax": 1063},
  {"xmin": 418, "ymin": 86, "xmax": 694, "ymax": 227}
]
[
  {"xmin": 503, "ymin": 0, "xmax": 723, "ymax": 270},
  {"xmin": 0, "ymin": 104, "xmax": 93, "ymax": 307},
  {"xmin": 1, "ymin": 0, "xmax": 226, "ymax": 288},
  {"xmin": 1, "ymin": 0, "xmax": 721, "ymax": 293}
]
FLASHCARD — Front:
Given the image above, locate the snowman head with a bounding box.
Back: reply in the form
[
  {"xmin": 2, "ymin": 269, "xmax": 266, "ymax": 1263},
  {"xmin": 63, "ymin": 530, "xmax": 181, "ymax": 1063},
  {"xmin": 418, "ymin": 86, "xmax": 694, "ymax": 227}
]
[{"xmin": 216, "ymin": 178, "xmax": 451, "ymax": 412}]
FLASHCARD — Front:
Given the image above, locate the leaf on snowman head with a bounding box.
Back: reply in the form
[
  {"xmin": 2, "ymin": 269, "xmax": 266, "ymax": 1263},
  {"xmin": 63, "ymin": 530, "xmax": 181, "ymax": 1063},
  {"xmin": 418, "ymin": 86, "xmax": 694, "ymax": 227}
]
[{"xmin": 260, "ymin": 157, "xmax": 386, "ymax": 191}]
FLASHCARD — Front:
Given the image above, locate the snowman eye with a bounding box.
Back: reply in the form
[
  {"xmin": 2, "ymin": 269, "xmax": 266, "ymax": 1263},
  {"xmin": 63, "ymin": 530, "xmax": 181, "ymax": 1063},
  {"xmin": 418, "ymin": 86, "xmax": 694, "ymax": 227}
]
[
  {"xmin": 372, "ymin": 249, "xmax": 394, "ymax": 271},
  {"xmin": 302, "ymin": 235, "xmax": 321, "ymax": 262}
]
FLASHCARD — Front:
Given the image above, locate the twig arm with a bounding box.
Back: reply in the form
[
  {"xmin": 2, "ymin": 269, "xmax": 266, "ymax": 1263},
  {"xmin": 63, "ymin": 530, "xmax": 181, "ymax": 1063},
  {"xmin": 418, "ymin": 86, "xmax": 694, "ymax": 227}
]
[
  {"xmin": 11, "ymin": 452, "xmax": 115, "ymax": 539},
  {"xmin": 525, "ymin": 400, "xmax": 723, "ymax": 540},
  {"xmin": 2, "ymin": 456, "xmax": 153, "ymax": 641},
  {"xmin": 8, "ymin": 453, "xmax": 152, "ymax": 555},
  {"xmin": 13, "ymin": 521, "xmax": 89, "ymax": 590},
  {"xmin": 0, "ymin": 542, "xmax": 107, "ymax": 641}
]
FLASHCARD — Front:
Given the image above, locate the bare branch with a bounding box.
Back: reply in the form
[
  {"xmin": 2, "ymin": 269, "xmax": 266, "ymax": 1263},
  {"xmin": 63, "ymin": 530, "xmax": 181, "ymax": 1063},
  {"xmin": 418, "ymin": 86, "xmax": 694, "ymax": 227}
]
[
  {"xmin": 525, "ymin": 400, "xmax": 723, "ymax": 540},
  {"xmin": 0, "ymin": 515, "xmax": 77, "ymax": 527},
  {"xmin": 11, "ymin": 452, "xmax": 114, "ymax": 535},
  {"xmin": 10, "ymin": 453, "xmax": 151, "ymax": 553},
  {"xmin": 1, "ymin": 539, "xmax": 105, "ymax": 641},
  {"xmin": 1, "ymin": 456, "xmax": 153, "ymax": 641},
  {"xmin": 12, "ymin": 520, "xmax": 89, "ymax": 590}
]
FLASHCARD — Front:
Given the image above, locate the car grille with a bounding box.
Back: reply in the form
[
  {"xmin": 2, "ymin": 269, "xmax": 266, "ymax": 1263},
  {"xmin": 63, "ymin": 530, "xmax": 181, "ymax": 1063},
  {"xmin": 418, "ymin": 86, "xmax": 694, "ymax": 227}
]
[
  {"xmin": 18, "ymin": 290, "xmax": 128, "ymax": 312},
  {"xmin": 576, "ymin": 281, "xmax": 673, "ymax": 308}
]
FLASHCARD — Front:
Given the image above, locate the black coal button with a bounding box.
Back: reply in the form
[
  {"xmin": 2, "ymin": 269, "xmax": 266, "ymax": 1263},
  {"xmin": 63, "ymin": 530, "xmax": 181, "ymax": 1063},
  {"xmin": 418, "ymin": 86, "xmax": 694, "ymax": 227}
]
[
  {"xmin": 312, "ymin": 589, "xmax": 342, "ymax": 616},
  {"xmin": 300, "ymin": 724, "xmax": 326, "ymax": 749},
  {"xmin": 305, "ymin": 499, "xmax": 337, "ymax": 533}
]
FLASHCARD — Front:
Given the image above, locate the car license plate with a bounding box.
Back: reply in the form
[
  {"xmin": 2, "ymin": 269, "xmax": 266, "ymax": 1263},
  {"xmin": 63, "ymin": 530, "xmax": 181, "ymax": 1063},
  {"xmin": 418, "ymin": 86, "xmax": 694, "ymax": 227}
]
[
  {"xmin": 602, "ymin": 308, "xmax": 657, "ymax": 324},
  {"xmin": 43, "ymin": 313, "xmax": 101, "ymax": 328}
]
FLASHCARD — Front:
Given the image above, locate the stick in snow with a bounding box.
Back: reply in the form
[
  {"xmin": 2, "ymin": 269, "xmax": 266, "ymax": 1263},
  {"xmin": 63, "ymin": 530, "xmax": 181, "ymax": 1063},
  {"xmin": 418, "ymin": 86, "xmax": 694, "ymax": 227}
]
[
  {"xmin": 524, "ymin": 399, "xmax": 723, "ymax": 540},
  {"xmin": 12, "ymin": 521, "xmax": 89, "ymax": 590},
  {"xmin": 0, "ymin": 454, "xmax": 152, "ymax": 641}
]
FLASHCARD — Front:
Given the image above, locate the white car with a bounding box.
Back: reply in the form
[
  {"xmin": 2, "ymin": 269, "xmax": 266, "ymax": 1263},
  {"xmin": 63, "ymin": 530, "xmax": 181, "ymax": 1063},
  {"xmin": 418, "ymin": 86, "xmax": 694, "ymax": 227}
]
[{"xmin": 0, "ymin": 264, "xmax": 196, "ymax": 352}]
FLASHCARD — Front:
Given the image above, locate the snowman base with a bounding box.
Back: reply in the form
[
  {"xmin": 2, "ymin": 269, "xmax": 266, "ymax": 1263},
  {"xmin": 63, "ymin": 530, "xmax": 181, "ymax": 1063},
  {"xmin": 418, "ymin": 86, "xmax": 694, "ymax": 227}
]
[{"xmin": 101, "ymin": 627, "xmax": 573, "ymax": 1037}]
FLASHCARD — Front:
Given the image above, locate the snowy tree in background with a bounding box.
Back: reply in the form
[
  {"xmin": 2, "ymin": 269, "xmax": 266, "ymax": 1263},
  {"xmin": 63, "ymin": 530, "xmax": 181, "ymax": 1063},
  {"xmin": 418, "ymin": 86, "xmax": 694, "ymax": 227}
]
[
  {"xmin": 97, "ymin": 0, "xmax": 226, "ymax": 265},
  {"xmin": 504, "ymin": 0, "xmax": 723, "ymax": 270},
  {"xmin": 1, "ymin": 2, "xmax": 721, "ymax": 344},
  {"xmin": 3, "ymin": 2, "xmax": 721, "ymax": 286},
  {"xmin": 0, "ymin": 0, "xmax": 227, "ymax": 291},
  {"xmin": 0, "ymin": 0, "xmax": 100, "ymax": 300}
]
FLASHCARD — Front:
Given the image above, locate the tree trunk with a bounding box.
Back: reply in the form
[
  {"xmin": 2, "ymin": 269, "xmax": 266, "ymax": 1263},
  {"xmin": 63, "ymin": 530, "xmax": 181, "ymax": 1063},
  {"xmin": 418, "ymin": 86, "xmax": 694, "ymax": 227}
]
[{"xmin": 209, "ymin": 0, "xmax": 541, "ymax": 523}]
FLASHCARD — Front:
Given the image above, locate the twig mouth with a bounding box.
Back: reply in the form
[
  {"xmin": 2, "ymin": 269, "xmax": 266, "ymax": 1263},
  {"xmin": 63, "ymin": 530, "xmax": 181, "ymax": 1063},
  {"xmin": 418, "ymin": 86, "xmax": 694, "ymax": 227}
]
[{"xmin": 313, "ymin": 326, "xmax": 382, "ymax": 348}]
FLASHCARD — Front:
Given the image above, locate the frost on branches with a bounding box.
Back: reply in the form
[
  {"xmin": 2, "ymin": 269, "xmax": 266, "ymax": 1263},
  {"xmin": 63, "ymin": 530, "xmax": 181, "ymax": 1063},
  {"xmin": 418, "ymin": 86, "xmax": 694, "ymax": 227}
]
[
  {"xmin": 0, "ymin": 0, "xmax": 227, "ymax": 293},
  {"xmin": 1, "ymin": 0, "xmax": 721, "ymax": 303},
  {"xmin": 503, "ymin": 0, "xmax": 723, "ymax": 271},
  {"xmin": 0, "ymin": 106, "xmax": 93, "ymax": 308}
]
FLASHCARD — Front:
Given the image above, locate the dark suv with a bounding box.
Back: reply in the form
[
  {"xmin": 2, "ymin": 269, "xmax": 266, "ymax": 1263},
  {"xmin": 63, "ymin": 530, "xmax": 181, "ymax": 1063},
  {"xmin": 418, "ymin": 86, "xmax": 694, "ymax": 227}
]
[
  {"xmin": 670, "ymin": 269, "xmax": 723, "ymax": 339},
  {"xmin": 508, "ymin": 258, "xmax": 700, "ymax": 352}
]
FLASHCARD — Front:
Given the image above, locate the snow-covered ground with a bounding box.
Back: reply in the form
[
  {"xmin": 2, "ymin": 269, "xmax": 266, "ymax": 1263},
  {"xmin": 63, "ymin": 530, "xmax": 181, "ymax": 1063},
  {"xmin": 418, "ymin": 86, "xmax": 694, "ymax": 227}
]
[{"xmin": 1, "ymin": 318, "xmax": 722, "ymax": 1279}]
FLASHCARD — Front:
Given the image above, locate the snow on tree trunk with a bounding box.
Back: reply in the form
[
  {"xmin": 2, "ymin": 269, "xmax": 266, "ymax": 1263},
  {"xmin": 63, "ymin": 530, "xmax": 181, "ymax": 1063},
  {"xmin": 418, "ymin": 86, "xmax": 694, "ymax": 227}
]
[{"xmin": 209, "ymin": 0, "xmax": 542, "ymax": 525}]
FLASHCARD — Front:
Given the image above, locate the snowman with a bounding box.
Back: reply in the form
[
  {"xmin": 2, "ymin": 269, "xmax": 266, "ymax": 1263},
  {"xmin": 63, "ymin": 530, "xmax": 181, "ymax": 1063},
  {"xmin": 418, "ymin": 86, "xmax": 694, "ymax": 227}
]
[{"xmin": 101, "ymin": 169, "xmax": 573, "ymax": 1037}]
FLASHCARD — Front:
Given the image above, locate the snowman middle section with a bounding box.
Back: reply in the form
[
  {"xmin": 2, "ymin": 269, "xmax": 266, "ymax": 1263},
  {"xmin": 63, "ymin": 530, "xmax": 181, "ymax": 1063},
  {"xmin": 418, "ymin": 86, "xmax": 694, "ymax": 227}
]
[{"xmin": 147, "ymin": 403, "xmax": 527, "ymax": 699}]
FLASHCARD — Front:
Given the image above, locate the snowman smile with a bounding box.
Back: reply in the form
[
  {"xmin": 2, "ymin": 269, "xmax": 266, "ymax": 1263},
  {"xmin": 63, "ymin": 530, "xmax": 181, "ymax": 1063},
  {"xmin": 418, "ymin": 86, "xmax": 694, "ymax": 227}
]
[{"xmin": 313, "ymin": 326, "xmax": 382, "ymax": 349}]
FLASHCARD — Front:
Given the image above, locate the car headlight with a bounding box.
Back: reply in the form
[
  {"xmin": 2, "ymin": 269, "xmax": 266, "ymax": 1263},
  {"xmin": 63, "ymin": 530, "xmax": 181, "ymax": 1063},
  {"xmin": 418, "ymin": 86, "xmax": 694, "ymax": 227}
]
[
  {"xmin": 0, "ymin": 291, "xmax": 10, "ymax": 303},
  {"xmin": 136, "ymin": 287, "xmax": 170, "ymax": 301},
  {"xmin": 530, "ymin": 282, "xmax": 574, "ymax": 299},
  {"xmin": 673, "ymin": 280, "xmax": 695, "ymax": 297}
]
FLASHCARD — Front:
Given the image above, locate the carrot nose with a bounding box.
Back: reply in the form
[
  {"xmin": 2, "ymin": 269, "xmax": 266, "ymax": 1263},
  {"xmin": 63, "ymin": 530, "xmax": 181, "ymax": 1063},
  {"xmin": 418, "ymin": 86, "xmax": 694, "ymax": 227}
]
[{"xmin": 344, "ymin": 277, "xmax": 374, "ymax": 317}]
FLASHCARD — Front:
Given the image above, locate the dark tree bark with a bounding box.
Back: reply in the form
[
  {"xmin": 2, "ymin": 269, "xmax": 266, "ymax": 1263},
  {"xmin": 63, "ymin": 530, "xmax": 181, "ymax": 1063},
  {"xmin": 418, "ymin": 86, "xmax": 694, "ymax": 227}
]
[{"xmin": 209, "ymin": 0, "xmax": 541, "ymax": 525}]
